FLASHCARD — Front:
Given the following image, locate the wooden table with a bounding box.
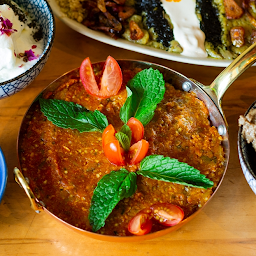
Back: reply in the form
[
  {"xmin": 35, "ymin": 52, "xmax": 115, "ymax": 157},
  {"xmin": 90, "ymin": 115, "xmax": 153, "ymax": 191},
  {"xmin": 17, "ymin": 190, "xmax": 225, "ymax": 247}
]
[{"xmin": 1, "ymin": 16, "xmax": 256, "ymax": 256}]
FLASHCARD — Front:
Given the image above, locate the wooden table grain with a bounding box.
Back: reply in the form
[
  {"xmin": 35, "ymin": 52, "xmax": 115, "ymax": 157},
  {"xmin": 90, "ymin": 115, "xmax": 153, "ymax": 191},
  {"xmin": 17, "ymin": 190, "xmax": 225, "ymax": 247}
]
[{"xmin": 1, "ymin": 17, "xmax": 256, "ymax": 256}]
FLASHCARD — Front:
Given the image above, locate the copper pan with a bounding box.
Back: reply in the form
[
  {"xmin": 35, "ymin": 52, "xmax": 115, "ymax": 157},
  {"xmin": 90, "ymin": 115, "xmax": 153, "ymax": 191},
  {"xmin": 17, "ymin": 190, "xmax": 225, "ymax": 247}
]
[{"xmin": 14, "ymin": 42, "xmax": 256, "ymax": 241}]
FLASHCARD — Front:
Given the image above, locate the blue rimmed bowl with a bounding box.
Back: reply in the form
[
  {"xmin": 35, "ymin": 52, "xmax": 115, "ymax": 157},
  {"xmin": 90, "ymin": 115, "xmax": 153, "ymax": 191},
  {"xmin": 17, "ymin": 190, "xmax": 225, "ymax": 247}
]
[
  {"xmin": 0, "ymin": 0, "xmax": 55, "ymax": 99},
  {"xmin": 0, "ymin": 147, "xmax": 7, "ymax": 203},
  {"xmin": 238, "ymin": 101, "xmax": 256, "ymax": 194}
]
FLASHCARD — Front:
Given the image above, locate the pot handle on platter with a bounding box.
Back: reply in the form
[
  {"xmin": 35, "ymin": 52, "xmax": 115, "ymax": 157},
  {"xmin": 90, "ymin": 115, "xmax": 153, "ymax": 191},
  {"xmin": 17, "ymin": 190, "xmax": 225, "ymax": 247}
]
[
  {"xmin": 14, "ymin": 167, "xmax": 44, "ymax": 213},
  {"xmin": 206, "ymin": 42, "xmax": 256, "ymax": 114}
]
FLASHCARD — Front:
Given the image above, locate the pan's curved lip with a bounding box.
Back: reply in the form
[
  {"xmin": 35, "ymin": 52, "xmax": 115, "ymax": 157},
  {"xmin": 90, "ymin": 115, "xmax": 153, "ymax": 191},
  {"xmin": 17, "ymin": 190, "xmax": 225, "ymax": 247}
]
[
  {"xmin": 41, "ymin": 199, "xmax": 211, "ymax": 241},
  {"xmin": 16, "ymin": 59, "xmax": 230, "ymax": 241}
]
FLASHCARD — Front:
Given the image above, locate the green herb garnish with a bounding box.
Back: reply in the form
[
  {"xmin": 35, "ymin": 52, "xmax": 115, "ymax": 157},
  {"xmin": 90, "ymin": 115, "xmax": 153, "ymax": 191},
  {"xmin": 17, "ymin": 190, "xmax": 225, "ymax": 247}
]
[
  {"xmin": 39, "ymin": 98, "xmax": 108, "ymax": 132},
  {"xmin": 138, "ymin": 155, "xmax": 214, "ymax": 189},
  {"xmin": 120, "ymin": 68, "xmax": 165, "ymax": 126},
  {"xmin": 90, "ymin": 155, "xmax": 213, "ymax": 231},
  {"xmin": 89, "ymin": 169, "xmax": 137, "ymax": 232},
  {"xmin": 115, "ymin": 124, "xmax": 132, "ymax": 152}
]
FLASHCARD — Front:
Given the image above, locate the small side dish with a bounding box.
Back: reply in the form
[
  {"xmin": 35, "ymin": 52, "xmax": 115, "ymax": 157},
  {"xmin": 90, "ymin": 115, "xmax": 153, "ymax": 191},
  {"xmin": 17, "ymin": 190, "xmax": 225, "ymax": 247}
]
[
  {"xmin": 18, "ymin": 56, "xmax": 225, "ymax": 237},
  {"xmin": 239, "ymin": 106, "xmax": 256, "ymax": 152},
  {"xmin": 238, "ymin": 101, "xmax": 256, "ymax": 195},
  {"xmin": 0, "ymin": 0, "xmax": 54, "ymax": 99},
  {"xmin": 0, "ymin": 0, "xmax": 44, "ymax": 82}
]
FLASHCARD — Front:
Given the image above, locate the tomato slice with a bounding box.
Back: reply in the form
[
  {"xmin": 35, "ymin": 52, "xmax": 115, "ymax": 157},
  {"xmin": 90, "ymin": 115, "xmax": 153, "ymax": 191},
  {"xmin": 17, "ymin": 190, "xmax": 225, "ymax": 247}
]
[
  {"xmin": 102, "ymin": 123, "xmax": 148, "ymax": 165},
  {"xmin": 128, "ymin": 139, "xmax": 149, "ymax": 165},
  {"xmin": 100, "ymin": 56, "xmax": 122, "ymax": 96},
  {"xmin": 150, "ymin": 203, "xmax": 184, "ymax": 227},
  {"xmin": 102, "ymin": 125, "xmax": 125, "ymax": 166},
  {"xmin": 80, "ymin": 56, "xmax": 122, "ymax": 98},
  {"xmin": 102, "ymin": 124, "xmax": 116, "ymax": 147},
  {"xmin": 128, "ymin": 209, "xmax": 153, "ymax": 236},
  {"xmin": 127, "ymin": 117, "xmax": 144, "ymax": 143},
  {"xmin": 103, "ymin": 141, "xmax": 125, "ymax": 166}
]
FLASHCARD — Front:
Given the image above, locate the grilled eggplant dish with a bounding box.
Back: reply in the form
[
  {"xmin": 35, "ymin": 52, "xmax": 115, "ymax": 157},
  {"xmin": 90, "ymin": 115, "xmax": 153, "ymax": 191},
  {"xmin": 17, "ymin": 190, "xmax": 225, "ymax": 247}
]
[{"xmin": 56, "ymin": 0, "xmax": 256, "ymax": 59}]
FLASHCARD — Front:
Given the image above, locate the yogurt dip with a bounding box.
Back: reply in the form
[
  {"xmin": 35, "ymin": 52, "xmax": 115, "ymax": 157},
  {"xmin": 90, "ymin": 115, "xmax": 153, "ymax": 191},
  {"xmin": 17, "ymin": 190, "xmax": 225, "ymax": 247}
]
[
  {"xmin": 160, "ymin": 0, "xmax": 207, "ymax": 58},
  {"xmin": 0, "ymin": 2, "xmax": 44, "ymax": 83},
  {"xmin": 239, "ymin": 106, "xmax": 256, "ymax": 152}
]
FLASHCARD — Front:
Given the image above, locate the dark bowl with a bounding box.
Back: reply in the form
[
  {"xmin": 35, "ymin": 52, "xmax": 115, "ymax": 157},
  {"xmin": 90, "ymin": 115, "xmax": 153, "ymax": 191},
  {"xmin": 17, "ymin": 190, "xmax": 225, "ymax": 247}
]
[{"xmin": 238, "ymin": 101, "xmax": 256, "ymax": 194}]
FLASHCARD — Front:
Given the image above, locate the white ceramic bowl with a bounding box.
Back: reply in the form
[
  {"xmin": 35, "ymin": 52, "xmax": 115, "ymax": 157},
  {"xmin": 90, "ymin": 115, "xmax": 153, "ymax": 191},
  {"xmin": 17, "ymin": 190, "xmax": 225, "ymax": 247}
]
[
  {"xmin": 0, "ymin": 0, "xmax": 55, "ymax": 99},
  {"xmin": 238, "ymin": 101, "xmax": 256, "ymax": 194}
]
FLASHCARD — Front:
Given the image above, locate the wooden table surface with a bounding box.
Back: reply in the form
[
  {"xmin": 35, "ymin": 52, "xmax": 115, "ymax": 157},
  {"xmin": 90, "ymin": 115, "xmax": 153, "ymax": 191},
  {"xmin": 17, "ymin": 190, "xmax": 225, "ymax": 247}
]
[{"xmin": 1, "ymin": 16, "xmax": 256, "ymax": 256}]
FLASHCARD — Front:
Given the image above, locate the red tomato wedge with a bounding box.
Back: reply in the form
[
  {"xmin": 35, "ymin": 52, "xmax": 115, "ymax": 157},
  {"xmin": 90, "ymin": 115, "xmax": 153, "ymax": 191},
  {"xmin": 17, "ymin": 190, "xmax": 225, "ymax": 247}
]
[
  {"xmin": 102, "ymin": 124, "xmax": 116, "ymax": 147},
  {"xmin": 150, "ymin": 203, "xmax": 184, "ymax": 227},
  {"xmin": 103, "ymin": 141, "xmax": 125, "ymax": 166},
  {"xmin": 80, "ymin": 56, "xmax": 122, "ymax": 98},
  {"xmin": 127, "ymin": 117, "xmax": 144, "ymax": 143},
  {"xmin": 128, "ymin": 209, "xmax": 153, "ymax": 236},
  {"xmin": 102, "ymin": 125, "xmax": 125, "ymax": 166},
  {"xmin": 128, "ymin": 139, "xmax": 149, "ymax": 165}
]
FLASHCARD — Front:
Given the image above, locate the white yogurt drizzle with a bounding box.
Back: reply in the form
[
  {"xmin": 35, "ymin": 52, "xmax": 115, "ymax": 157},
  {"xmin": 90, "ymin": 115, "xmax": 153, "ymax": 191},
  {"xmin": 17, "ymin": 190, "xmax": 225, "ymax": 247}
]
[{"xmin": 160, "ymin": 0, "xmax": 207, "ymax": 58}]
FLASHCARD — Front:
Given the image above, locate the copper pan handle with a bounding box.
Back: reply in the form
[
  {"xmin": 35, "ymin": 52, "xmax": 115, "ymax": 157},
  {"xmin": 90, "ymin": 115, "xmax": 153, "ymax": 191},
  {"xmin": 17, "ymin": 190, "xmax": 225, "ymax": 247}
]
[
  {"xmin": 14, "ymin": 167, "xmax": 43, "ymax": 213},
  {"xmin": 192, "ymin": 42, "xmax": 256, "ymax": 128},
  {"xmin": 207, "ymin": 42, "xmax": 256, "ymax": 111}
]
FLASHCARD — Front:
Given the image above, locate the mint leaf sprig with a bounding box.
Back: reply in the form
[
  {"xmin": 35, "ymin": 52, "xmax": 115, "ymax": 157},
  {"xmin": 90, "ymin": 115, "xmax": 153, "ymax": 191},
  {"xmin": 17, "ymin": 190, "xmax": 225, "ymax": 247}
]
[
  {"xmin": 120, "ymin": 68, "xmax": 165, "ymax": 126},
  {"xmin": 115, "ymin": 124, "xmax": 132, "ymax": 152},
  {"xmin": 138, "ymin": 155, "xmax": 214, "ymax": 189},
  {"xmin": 39, "ymin": 98, "xmax": 108, "ymax": 133},
  {"xmin": 89, "ymin": 169, "xmax": 137, "ymax": 232},
  {"xmin": 89, "ymin": 155, "xmax": 214, "ymax": 232}
]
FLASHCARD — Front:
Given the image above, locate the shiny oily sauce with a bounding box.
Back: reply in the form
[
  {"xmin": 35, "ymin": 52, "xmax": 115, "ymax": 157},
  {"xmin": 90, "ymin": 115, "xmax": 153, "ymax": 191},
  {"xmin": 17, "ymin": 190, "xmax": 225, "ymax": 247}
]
[{"xmin": 19, "ymin": 68, "xmax": 225, "ymax": 236}]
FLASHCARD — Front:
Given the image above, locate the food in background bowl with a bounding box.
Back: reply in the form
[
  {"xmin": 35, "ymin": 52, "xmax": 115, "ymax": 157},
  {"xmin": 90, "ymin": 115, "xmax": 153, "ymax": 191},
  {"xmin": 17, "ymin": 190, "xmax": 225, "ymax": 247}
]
[
  {"xmin": 239, "ymin": 106, "xmax": 256, "ymax": 152},
  {"xmin": 0, "ymin": 0, "xmax": 44, "ymax": 82},
  {"xmin": 17, "ymin": 57, "xmax": 226, "ymax": 238},
  {"xmin": 56, "ymin": 0, "xmax": 256, "ymax": 59},
  {"xmin": 0, "ymin": 0, "xmax": 54, "ymax": 99},
  {"xmin": 238, "ymin": 101, "xmax": 256, "ymax": 195}
]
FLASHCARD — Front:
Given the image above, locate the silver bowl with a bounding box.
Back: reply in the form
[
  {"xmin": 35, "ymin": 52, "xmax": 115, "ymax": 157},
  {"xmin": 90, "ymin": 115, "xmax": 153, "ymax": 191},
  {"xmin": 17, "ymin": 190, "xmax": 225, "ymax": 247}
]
[{"xmin": 0, "ymin": 0, "xmax": 55, "ymax": 99}]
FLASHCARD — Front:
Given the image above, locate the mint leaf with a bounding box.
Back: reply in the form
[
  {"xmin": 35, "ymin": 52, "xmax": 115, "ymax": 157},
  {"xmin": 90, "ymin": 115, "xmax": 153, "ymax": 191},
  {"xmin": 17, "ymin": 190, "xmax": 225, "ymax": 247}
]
[
  {"xmin": 119, "ymin": 87, "xmax": 133, "ymax": 124},
  {"xmin": 89, "ymin": 169, "xmax": 137, "ymax": 232},
  {"xmin": 115, "ymin": 124, "xmax": 131, "ymax": 151},
  {"xmin": 39, "ymin": 98, "xmax": 108, "ymax": 132},
  {"xmin": 120, "ymin": 68, "xmax": 165, "ymax": 126},
  {"xmin": 138, "ymin": 155, "xmax": 214, "ymax": 189}
]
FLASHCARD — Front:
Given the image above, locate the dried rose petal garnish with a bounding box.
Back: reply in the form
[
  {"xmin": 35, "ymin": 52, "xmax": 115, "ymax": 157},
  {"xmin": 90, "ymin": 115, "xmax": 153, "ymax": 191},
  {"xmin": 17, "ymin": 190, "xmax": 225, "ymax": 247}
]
[
  {"xmin": 24, "ymin": 49, "xmax": 38, "ymax": 61},
  {"xmin": 0, "ymin": 17, "xmax": 17, "ymax": 36}
]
